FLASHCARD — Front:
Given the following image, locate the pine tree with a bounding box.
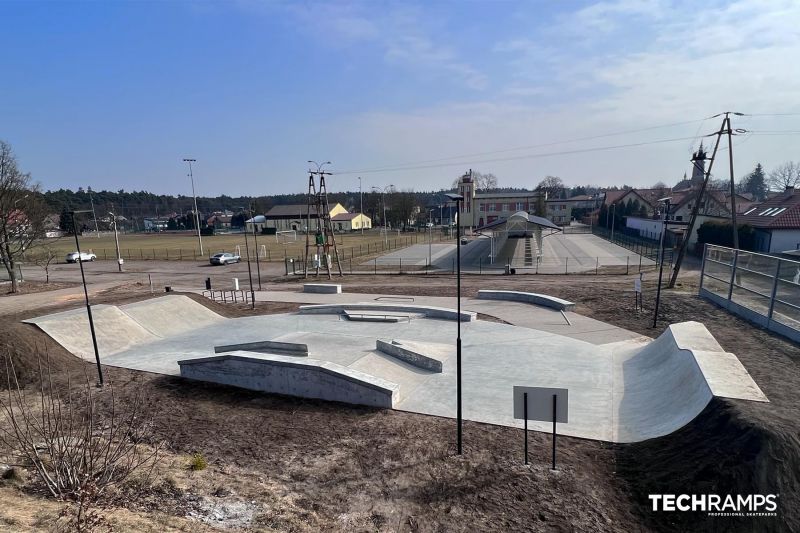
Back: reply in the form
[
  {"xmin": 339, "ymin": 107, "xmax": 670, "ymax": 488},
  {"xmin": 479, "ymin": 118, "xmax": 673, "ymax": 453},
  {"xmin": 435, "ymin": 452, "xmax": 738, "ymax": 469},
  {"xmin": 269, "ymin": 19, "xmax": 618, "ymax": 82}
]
[{"xmin": 741, "ymin": 163, "xmax": 768, "ymax": 201}]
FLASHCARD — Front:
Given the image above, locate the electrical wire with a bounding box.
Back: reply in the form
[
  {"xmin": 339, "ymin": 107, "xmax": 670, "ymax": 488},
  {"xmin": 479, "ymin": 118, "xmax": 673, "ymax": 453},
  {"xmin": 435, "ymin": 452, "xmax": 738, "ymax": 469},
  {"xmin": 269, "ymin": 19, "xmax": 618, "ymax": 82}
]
[
  {"xmin": 334, "ymin": 135, "xmax": 700, "ymax": 175},
  {"xmin": 334, "ymin": 117, "xmax": 708, "ymax": 175}
]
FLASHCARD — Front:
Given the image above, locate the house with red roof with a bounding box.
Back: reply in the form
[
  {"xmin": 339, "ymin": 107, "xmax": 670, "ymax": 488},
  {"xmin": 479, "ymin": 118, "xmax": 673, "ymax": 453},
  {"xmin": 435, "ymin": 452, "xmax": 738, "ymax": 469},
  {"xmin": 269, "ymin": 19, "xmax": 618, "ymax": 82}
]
[{"xmin": 738, "ymin": 187, "xmax": 800, "ymax": 253}]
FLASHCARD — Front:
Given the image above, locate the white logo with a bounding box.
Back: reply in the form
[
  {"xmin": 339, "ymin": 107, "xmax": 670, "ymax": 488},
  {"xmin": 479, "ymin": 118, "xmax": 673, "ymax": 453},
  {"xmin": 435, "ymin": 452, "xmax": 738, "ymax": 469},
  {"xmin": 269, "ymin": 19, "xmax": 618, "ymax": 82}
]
[{"xmin": 649, "ymin": 494, "xmax": 778, "ymax": 517}]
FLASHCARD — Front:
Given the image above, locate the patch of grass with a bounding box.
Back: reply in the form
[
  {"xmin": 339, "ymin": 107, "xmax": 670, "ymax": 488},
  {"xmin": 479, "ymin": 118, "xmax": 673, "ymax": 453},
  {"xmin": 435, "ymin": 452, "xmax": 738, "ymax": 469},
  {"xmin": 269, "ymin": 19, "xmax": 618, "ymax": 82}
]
[{"xmin": 188, "ymin": 453, "xmax": 207, "ymax": 471}]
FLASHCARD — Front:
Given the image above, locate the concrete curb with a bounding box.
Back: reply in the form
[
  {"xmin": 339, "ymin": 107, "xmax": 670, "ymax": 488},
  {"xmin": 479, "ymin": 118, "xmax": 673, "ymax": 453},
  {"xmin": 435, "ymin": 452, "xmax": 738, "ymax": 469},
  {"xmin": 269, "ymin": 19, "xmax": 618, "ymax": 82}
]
[
  {"xmin": 298, "ymin": 303, "xmax": 477, "ymax": 322},
  {"xmin": 376, "ymin": 339, "xmax": 443, "ymax": 373},
  {"xmin": 477, "ymin": 289, "xmax": 576, "ymax": 311}
]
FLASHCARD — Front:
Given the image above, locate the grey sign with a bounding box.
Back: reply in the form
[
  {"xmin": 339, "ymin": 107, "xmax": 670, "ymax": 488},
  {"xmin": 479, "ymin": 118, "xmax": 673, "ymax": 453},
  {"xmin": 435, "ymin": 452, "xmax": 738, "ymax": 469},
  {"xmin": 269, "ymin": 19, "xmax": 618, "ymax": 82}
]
[{"xmin": 513, "ymin": 386, "xmax": 569, "ymax": 423}]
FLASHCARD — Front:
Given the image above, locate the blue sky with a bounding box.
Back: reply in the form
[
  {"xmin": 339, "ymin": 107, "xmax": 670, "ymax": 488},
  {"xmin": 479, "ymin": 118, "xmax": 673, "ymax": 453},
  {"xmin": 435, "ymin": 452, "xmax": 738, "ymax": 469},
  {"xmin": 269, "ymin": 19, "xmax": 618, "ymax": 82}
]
[{"xmin": 2, "ymin": 0, "xmax": 799, "ymax": 195}]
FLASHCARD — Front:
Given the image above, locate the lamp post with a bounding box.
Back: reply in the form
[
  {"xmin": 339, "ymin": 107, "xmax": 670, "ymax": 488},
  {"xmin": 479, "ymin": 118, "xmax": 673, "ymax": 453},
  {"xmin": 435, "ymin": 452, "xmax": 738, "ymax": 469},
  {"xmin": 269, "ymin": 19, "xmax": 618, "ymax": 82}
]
[
  {"xmin": 250, "ymin": 204, "xmax": 262, "ymax": 291},
  {"xmin": 445, "ymin": 192, "xmax": 464, "ymax": 455},
  {"xmin": 610, "ymin": 203, "xmax": 617, "ymax": 241},
  {"xmin": 428, "ymin": 208, "xmax": 434, "ymax": 267},
  {"xmin": 183, "ymin": 158, "xmax": 203, "ymax": 256},
  {"xmin": 109, "ymin": 204, "xmax": 122, "ymax": 272},
  {"xmin": 70, "ymin": 210, "xmax": 104, "ymax": 386},
  {"xmin": 371, "ymin": 185, "xmax": 393, "ymax": 245},
  {"xmin": 242, "ymin": 211, "xmax": 256, "ymax": 310},
  {"xmin": 653, "ymin": 197, "xmax": 672, "ymax": 328}
]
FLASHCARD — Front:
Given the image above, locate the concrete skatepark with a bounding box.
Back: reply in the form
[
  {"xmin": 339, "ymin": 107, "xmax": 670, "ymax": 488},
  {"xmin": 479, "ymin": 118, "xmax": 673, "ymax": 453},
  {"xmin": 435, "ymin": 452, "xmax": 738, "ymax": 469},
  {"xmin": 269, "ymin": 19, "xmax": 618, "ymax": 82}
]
[{"xmin": 24, "ymin": 292, "xmax": 767, "ymax": 443}]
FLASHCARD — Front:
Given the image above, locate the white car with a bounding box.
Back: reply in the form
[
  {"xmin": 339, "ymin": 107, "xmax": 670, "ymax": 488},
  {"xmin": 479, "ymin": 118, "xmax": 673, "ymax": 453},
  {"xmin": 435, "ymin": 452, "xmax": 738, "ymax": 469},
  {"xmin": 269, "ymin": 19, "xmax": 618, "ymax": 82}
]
[
  {"xmin": 65, "ymin": 251, "xmax": 96, "ymax": 263},
  {"xmin": 209, "ymin": 252, "xmax": 241, "ymax": 265}
]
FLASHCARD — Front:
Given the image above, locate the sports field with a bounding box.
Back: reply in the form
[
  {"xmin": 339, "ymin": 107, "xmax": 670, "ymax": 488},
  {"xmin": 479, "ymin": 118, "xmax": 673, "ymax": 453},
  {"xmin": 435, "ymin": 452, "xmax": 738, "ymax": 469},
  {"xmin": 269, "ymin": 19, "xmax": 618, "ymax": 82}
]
[{"xmin": 31, "ymin": 229, "xmax": 448, "ymax": 262}]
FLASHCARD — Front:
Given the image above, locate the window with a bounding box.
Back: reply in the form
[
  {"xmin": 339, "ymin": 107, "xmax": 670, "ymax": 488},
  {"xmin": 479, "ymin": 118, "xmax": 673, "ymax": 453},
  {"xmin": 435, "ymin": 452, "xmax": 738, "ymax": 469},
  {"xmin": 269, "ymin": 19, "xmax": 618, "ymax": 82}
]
[
  {"xmin": 743, "ymin": 207, "xmax": 757, "ymax": 215},
  {"xmin": 516, "ymin": 202, "xmax": 524, "ymax": 211},
  {"xmin": 758, "ymin": 208, "xmax": 776, "ymax": 216},
  {"xmin": 489, "ymin": 204, "xmax": 496, "ymax": 212},
  {"xmin": 479, "ymin": 204, "xmax": 486, "ymax": 212},
  {"xmin": 771, "ymin": 207, "xmax": 787, "ymax": 216},
  {"xmin": 502, "ymin": 203, "xmax": 509, "ymax": 211}
]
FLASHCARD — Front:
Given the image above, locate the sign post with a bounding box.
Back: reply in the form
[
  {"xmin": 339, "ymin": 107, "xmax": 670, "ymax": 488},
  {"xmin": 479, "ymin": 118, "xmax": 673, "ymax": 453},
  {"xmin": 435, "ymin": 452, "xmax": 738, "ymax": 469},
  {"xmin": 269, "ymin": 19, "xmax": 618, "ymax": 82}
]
[
  {"xmin": 513, "ymin": 386, "xmax": 568, "ymax": 470},
  {"xmin": 634, "ymin": 273, "xmax": 643, "ymax": 312}
]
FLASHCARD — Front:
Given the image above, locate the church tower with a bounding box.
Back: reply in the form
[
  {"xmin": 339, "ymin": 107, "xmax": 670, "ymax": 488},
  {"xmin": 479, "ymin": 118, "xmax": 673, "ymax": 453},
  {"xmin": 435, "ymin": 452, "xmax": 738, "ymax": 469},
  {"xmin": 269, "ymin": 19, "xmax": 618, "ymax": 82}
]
[{"xmin": 690, "ymin": 142, "xmax": 707, "ymax": 185}]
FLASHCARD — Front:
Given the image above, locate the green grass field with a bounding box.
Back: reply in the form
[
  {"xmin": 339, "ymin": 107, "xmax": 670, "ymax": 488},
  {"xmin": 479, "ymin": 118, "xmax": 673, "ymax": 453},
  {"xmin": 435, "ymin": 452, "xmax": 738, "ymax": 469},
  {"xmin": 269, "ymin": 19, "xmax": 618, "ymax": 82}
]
[{"xmin": 33, "ymin": 229, "xmax": 448, "ymax": 262}]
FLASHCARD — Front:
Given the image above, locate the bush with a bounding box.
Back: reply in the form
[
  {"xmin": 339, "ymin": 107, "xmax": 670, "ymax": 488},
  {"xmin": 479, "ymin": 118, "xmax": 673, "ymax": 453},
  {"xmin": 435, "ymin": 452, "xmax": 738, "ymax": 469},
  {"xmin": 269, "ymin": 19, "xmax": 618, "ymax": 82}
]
[
  {"xmin": 696, "ymin": 221, "xmax": 756, "ymax": 250},
  {"xmin": 189, "ymin": 453, "xmax": 208, "ymax": 471}
]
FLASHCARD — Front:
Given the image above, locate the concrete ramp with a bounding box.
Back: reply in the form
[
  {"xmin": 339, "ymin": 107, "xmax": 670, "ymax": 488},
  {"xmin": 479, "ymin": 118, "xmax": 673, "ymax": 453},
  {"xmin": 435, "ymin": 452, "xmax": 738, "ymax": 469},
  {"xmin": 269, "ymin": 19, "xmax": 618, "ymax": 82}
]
[
  {"xmin": 612, "ymin": 321, "xmax": 766, "ymax": 442},
  {"xmin": 119, "ymin": 295, "xmax": 224, "ymax": 337},
  {"xmin": 178, "ymin": 352, "xmax": 398, "ymax": 408},
  {"xmin": 23, "ymin": 305, "xmax": 159, "ymax": 360}
]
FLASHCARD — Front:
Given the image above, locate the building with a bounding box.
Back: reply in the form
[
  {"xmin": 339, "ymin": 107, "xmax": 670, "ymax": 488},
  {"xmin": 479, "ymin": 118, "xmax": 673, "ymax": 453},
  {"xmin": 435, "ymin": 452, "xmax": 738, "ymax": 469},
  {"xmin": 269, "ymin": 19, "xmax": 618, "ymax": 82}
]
[
  {"xmin": 331, "ymin": 212, "xmax": 372, "ymax": 232},
  {"xmin": 455, "ymin": 173, "xmax": 545, "ymax": 229},
  {"xmin": 738, "ymin": 187, "xmax": 800, "ymax": 253},
  {"xmin": 546, "ymin": 195, "xmax": 598, "ymax": 226},
  {"xmin": 207, "ymin": 213, "xmax": 233, "ymax": 229},
  {"xmin": 249, "ymin": 203, "xmax": 349, "ymax": 233},
  {"xmin": 143, "ymin": 218, "xmax": 169, "ymax": 232}
]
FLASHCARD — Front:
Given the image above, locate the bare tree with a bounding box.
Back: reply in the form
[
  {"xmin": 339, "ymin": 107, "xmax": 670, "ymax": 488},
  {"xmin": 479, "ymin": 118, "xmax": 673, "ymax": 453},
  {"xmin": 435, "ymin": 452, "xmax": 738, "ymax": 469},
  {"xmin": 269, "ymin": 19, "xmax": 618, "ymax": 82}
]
[
  {"xmin": 451, "ymin": 170, "xmax": 498, "ymax": 191},
  {"xmin": 0, "ymin": 352, "xmax": 162, "ymax": 530},
  {"xmin": 536, "ymin": 175, "xmax": 564, "ymax": 199},
  {"xmin": 652, "ymin": 181, "xmax": 668, "ymax": 189},
  {"xmin": 768, "ymin": 161, "xmax": 800, "ymax": 191},
  {"xmin": 0, "ymin": 141, "xmax": 48, "ymax": 293},
  {"xmin": 33, "ymin": 244, "xmax": 60, "ymax": 283}
]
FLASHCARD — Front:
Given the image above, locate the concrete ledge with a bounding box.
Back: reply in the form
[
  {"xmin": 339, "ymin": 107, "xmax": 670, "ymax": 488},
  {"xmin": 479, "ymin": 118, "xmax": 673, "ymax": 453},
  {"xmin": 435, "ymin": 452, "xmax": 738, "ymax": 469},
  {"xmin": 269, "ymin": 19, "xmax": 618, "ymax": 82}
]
[
  {"xmin": 178, "ymin": 352, "xmax": 398, "ymax": 408},
  {"xmin": 298, "ymin": 303, "xmax": 476, "ymax": 322},
  {"xmin": 376, "ymin": 339, "xmax": 443, "ymax": 372},
  {"xmin": 214, "ymin": 340, "xmax": 309, "ymax": 356},
  {"xmin": 303, "ymin": 283, "xmax": 342, "ymax": 294},
  {"xmin": 477, "ymin": 290, "xmax": 576, "ymax": 311}
]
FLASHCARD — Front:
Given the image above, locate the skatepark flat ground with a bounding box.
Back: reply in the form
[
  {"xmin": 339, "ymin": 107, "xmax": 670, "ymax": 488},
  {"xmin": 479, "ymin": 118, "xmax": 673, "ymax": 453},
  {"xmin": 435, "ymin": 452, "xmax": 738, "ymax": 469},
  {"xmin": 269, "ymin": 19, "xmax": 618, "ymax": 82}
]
[{"xmin": 24, "ymin": 292, "xmax": 766, "ymax": 443}]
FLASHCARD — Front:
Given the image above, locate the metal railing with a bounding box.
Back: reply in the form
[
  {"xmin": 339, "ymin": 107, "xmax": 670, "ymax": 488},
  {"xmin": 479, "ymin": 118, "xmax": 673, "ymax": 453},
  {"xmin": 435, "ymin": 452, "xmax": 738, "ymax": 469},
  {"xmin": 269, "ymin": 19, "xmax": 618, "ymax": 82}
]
[{"xmin": 700, "ymin": 244, "xmax": 800, "ymax": 342}]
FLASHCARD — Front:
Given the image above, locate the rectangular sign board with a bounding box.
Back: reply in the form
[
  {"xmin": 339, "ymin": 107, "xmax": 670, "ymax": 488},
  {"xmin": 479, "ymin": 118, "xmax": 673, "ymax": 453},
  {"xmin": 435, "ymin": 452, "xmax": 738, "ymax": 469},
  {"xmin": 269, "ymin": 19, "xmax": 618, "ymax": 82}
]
[{"xmin": 513, "ymin": 386, "xmax": 568, "ymax": 423}]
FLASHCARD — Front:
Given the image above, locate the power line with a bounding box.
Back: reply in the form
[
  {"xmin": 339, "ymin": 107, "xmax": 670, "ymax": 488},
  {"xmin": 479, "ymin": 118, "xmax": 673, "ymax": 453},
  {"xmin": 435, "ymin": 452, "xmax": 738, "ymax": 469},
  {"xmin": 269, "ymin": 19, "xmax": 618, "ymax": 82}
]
[
  {"xmin": 335, "ymin": 117, "xmax": 708, "ymax": 175},
  {"xmin": 334, "ymin": 135, "xmax": 700, "ymax": 175}
]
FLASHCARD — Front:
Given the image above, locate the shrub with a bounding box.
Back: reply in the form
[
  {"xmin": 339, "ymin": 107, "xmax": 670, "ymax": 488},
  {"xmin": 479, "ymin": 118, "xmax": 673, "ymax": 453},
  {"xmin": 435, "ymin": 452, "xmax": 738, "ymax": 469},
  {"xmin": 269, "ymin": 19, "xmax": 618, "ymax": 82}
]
[{"xmin": 189, "ymin": 453, "xmax": 208, "ymax": 471}]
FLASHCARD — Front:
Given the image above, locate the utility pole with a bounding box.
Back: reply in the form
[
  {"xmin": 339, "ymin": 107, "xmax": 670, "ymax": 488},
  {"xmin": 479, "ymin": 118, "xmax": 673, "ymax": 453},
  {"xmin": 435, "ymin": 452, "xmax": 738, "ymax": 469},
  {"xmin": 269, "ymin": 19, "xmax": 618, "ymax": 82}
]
[
  {"xmin": 725, "ymin": 112, "xmax": 745, "ymax": 249},
  {"xmin": 183, "ymin": 158, "xmax": 204, "ymax": 256},
  {"xmin": 88, "ymin": 188, "xmax": 99, "ymax": 237},
  {"xmin": 110, "ymin": 203, "xmax": 122, "ymax": 272},
  {"xmin": 669, "ymin": 117, "xmax": 726, "ymax": 288},
  {"xmin": 358, "ymin": 177, "xmax": 364, "ymax": 235}
]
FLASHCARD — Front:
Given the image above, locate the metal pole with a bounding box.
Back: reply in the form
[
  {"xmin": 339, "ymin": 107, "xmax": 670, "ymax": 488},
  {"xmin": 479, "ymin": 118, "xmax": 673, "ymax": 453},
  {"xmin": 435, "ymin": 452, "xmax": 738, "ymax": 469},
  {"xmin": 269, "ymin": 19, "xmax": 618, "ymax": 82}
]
[
  {"xmin": 359, "ymin": 177, "xmax": 364, "ymax": 236},
  {"xmin": 88, "ymin": 190, "xmax": 100, "ymax": 237},
  {"xmin": 726, "ymin": 114, "xmax": 739, "ymax": 250},
  {"xmin": 251, "ymin": 206, "xmax": 262, "ymax": 291},
  {"xmin": 184, "ymin": 158, "xmax": 204, "ymax": 256},
  {"xmin": 551, "ymin": 394, "xmax": 557, "ymax": 471},
  {"xmin": 71, "ymin": 211, "xmax": 103, "ymax": 386},
  {"xmin": 243, "ymin": 216, "xmax": 255, "ymax": 309},
  {"xmin": 111, "ymin": 204, "xmax": 122, "ymax": 272},
  {"xmin": 456, "ymin": 197, "xmax": 463, "ymax": 455},
  {"xmin": 523, "ymin": 392, "xmax": 528, "ymax": 465},
  {"xmin": 652, "ymin": 200, "xmax": 669, "ymax": 328}
]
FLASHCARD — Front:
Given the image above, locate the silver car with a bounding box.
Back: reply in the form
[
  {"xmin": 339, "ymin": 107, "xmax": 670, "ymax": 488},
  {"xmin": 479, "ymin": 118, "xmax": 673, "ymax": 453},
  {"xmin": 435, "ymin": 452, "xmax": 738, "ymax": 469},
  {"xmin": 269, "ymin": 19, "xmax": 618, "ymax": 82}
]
[
  {"xmin": 65, "ymin": 251, "xmax": 96, "ymax": 263},
  {"xmin": 209, "ymin": 252, "xmax": 241, "ymax": 265}
]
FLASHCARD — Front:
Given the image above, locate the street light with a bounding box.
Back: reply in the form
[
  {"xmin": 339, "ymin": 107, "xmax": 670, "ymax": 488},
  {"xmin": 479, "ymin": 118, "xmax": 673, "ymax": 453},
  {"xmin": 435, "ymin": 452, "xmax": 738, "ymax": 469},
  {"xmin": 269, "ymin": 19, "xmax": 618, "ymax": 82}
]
[
  {"xmin": 308, "ymin": 160, "xmax": 332, "ymax": 174},
  {"xmin": 653, "ymin": 197, "xmax": 672, "ymax": 328},
  {"xmin": 445, "ymin": 192, "xmax": 464, "ymax": 455},
  {"xmin": 371, "ymin": 185, "xmax": 394, "ymax": 245},
  {"xmin": 242, "ymin": 209, "xmax": 256, "ymax": 310},
  {"xmin": 182, "ymin": 158, "xmax": 203, "ymax": 256},
  {"xmin": 250, "ymin": 203, "xmax": 262, "ymax": 291},
  {"xmin": 70, "ymin": 210, "xmax": 104, "ymax": 386}
]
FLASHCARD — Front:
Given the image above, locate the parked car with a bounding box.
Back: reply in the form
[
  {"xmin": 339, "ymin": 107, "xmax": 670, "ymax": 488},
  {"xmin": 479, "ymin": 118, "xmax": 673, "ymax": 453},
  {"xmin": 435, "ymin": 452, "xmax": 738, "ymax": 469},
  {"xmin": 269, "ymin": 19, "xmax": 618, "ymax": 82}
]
[
  {"xmin": 209, "ymin": 252, "xmax": 241, "ymax": 265},
  {"xmin": 65, "ymin": 251, "xmax": 96, "ymax": 263},
  {"xmin": 460, "ymin": 237, "xmax": 469, "ymax": 245}
]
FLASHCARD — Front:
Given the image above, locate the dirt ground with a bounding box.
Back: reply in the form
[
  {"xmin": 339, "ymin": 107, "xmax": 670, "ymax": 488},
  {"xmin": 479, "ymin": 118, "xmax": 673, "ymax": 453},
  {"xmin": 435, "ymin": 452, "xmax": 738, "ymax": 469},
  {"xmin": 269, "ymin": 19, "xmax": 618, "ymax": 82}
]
[
  {"xmin": 1, "ymin": 280, "xmax": 78, "ymax": 297},
  {"xmin": 0, "ymin": 274, "xmax": 797, "ymax": 532}
]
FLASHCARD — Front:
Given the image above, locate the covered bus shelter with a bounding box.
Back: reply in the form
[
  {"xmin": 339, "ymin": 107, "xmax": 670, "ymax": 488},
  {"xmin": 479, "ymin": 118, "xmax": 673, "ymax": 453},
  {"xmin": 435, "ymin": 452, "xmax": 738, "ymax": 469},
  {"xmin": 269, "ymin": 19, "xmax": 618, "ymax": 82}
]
[{"xmin": 475, "ymin": 211, "xmax": 562, "ymax": 266}]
